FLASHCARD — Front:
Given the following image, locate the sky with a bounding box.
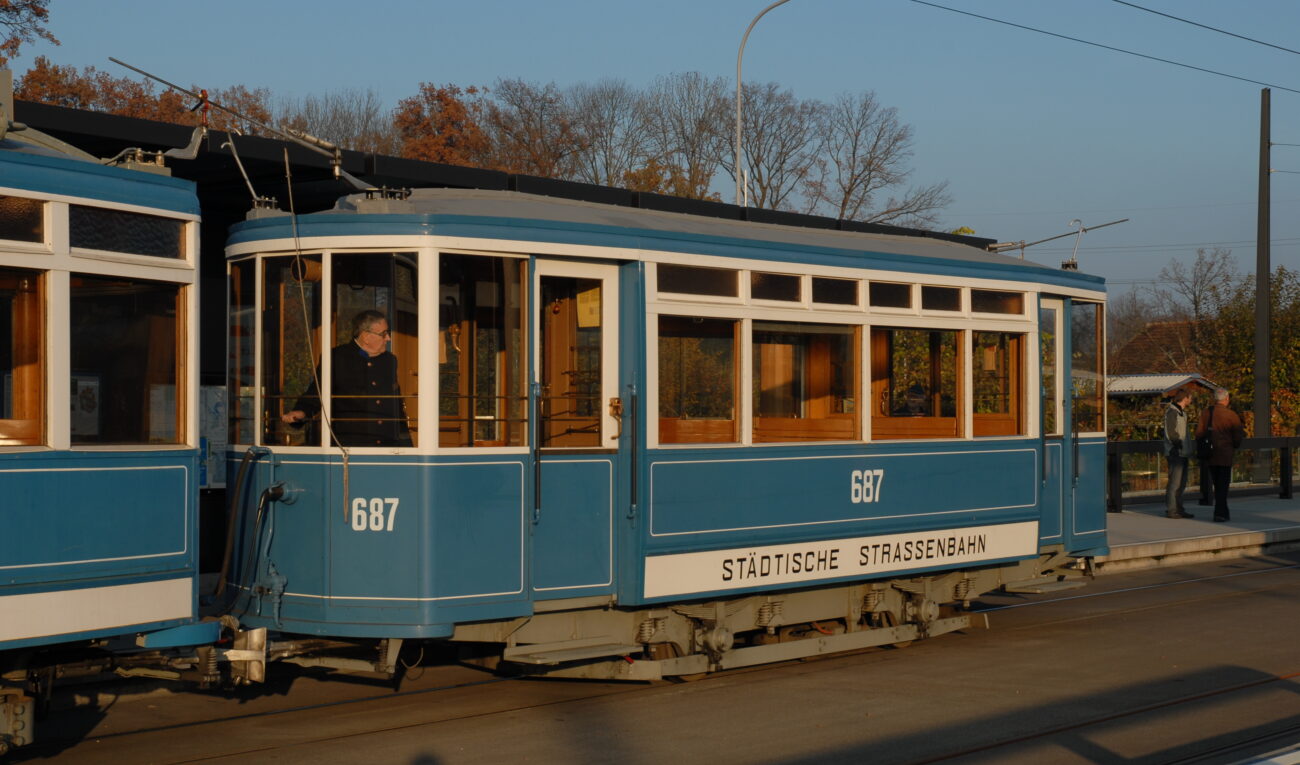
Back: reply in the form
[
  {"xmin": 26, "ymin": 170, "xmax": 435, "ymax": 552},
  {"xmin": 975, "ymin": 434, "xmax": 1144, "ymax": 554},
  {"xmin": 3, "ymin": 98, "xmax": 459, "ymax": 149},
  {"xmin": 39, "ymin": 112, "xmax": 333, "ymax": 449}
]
[{"xmin": 9, "ymin": 0, "xmax": 1300, "ymax": 292}]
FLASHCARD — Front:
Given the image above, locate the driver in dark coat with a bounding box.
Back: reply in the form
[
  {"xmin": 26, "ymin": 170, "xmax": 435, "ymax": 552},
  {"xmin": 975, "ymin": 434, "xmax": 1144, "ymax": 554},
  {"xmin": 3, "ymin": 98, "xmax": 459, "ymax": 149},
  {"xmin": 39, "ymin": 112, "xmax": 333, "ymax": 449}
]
[{"xmin": 281, "ymin": 310, "xmax": 411, "ymax": 447}]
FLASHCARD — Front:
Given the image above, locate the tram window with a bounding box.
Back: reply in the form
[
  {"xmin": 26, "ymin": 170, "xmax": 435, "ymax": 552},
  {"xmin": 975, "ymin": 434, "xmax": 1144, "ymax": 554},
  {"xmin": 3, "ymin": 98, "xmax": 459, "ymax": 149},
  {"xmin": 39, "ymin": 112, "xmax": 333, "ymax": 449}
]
[
  {"xmin": 870, "ymin": 327, "xmax": 962, "ymax": 439},
  {"xmin": 0, "ymin": 196, "xmax": 44, "ymax": 244},
  {"xmin": 228, "ymin": 259, "xmax": 256, "ymax": 445},
  {"xmin": 659, "ymin": 316, "xmax": 738, "ymax": 443},
  {"xmin": 439, "ymin": 253, "xmax": 527, "ymax": 447},
  {"xmin": 973, "ymin": 332, "xmax": 1025, "ymax": 436},
  {"xmin": 325, "ymin": 253, "xmax": 418, "ymax": 447},
  {"xmin": 751, "ymin": 272, "xmax": 800, "ymax": 302},
  {"xmin": 869, "ymin": 282, "xmax": 911, "ymax": 309},
  {"xmin": 812, "ymin": 277, "xmax": 858, "ymax": 306},
  {"xmin": 0, "ymin": 268, "xmax": 43, "ymax": 446},
  {"xmin": 262, "ymin": 256, "xmax": 321, "ymax": 446},
  {"xmin": 971, "ymin": 289, "xmax": 1024, "ymax": 315},
  {"xmin": 1071, "ymin": 301, "xmax": 1105, "ymax": 433},
  {"xmin": 921, "ymin": 286, "xmax": 961, "ymax": 312},
  {"xmin": 69, "ymin": 205, "xmax": 185, "ymax": 259},
  {"xmin": 70, "ymin": 275, "xmax": 182, "ymax": 445},
  {"xmin": 657, "ymin": 264, "xmax": 738, "ymax": 297},
  {"xmin": 752, "ymin": 321, "xmax": 858, "ymax": 442}
]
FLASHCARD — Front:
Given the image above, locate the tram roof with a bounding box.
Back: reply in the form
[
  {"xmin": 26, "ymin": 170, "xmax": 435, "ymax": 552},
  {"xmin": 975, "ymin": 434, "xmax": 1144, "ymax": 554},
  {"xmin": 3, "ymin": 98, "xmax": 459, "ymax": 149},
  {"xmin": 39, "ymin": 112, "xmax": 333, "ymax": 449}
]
[{"xmin": 228, "ymin": 188, "xmax": 1104, "ymax": 289}]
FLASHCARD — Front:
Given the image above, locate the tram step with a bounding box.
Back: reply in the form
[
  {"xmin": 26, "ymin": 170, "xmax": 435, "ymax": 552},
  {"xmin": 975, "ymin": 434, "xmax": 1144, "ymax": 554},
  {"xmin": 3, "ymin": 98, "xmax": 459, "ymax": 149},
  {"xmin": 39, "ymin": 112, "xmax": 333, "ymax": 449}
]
[
  {"xmin": 503, "ymin": 638, "xmax": 644, "ymax": 666},
  {"xmin": 1002, "ymin": 578, "xmax": 1089, "ymax": 594}
]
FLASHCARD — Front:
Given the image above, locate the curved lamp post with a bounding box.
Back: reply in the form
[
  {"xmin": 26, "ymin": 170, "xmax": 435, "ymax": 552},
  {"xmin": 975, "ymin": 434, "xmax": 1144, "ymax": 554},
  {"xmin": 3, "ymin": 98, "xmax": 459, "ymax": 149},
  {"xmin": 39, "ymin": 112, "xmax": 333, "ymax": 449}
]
[{"xmin": 735, "ymin": 0, "xmax": 793, "ymax": 206}]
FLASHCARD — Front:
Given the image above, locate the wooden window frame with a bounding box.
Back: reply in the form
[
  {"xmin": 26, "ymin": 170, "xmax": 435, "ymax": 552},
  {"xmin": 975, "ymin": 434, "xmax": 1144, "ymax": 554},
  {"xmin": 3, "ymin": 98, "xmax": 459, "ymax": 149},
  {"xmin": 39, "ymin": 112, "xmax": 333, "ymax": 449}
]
[
  {"xmin": 870, "ymin": 327, "xmax": 964, "ymax": 440},
  {"xmin": 0, "ymin": 268, "xmax": 44, "ymax": 446},
  {"xmin": 972, "ymin": 332, "xmax": 1025, "ymax": 437},
  {"xmin": 658, "ymin": 315, "xmax": 739, "ymax": 444},
  {"xmin": 752, "ymin": 322, "xmax": 860, "ymax": 443}
]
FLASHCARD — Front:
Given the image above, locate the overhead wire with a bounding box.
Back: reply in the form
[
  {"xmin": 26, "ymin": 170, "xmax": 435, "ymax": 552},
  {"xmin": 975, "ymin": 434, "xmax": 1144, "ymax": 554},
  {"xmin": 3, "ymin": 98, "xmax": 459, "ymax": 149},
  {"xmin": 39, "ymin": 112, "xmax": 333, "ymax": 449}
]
[
  {"xmin": 908, "ymin": 0, "xmax": 1300, "ymax": 95},
  {"xmin": 1109, "ymin": 0, "xmax": 1300, "ymax": 57}
]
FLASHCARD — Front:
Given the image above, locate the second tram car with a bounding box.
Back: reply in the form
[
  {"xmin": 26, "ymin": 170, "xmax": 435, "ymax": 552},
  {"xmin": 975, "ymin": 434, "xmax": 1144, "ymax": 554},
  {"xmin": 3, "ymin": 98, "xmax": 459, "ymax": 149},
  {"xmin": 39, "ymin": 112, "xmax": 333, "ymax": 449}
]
[
  {"xmin": 0, "ymin": 86, "xmax": 204, "ymax": 750},
  {"xmin": 222, "ymin": 187, "xmax": 1108, "ymax": 679}
]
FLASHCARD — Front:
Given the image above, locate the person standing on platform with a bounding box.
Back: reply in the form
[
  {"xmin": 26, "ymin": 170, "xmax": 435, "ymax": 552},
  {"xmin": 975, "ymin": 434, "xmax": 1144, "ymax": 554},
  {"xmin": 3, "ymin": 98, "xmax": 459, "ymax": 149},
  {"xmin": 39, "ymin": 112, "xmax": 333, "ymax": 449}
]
[
  {"xmin": 1162, "ymin": 388, "xmax": 1194, "ymax": 519},
  {"xmin": 1195, "ymin": 388, "xmax": 1245, "ymax": 522}
]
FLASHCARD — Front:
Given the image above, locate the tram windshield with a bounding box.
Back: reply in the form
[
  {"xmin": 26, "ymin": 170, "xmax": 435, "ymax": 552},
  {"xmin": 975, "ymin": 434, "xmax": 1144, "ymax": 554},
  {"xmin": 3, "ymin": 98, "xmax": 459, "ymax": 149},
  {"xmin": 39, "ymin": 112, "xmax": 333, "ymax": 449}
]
[{"xmin": 259, "ymin": 253, "xmax": 419, "ymax": 448}]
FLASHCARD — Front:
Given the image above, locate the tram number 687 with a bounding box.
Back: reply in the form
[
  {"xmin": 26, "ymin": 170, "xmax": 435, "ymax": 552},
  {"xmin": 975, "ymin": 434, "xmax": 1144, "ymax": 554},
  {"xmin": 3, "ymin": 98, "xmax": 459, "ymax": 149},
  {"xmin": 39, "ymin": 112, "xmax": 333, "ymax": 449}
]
[
  {"xmin": 351, "ymin": 497, "xmax": 399, "ymax": 532},
  {"xmin": 850, "ymin": 469, "xmax": 885, "ymax": 504}
]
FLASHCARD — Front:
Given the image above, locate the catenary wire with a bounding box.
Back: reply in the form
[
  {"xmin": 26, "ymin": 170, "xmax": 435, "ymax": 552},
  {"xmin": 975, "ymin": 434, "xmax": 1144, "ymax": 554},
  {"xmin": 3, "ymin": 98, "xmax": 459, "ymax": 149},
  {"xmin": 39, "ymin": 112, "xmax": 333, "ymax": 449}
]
[
  {"xmin": 909, "ymin": 0, "xmax": 1300, "ymax": 96},
  {"xmin": 1110, "ymin": 0, "xmax": 1300, "ymax": 57}
]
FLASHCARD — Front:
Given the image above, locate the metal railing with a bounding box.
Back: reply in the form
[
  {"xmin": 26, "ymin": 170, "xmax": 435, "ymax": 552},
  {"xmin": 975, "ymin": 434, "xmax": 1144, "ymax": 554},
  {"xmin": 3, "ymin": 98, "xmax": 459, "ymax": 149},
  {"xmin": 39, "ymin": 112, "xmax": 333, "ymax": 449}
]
[{"xmin": 1106, "ymin": 437, "xmax": 1298, "ymax": 513}]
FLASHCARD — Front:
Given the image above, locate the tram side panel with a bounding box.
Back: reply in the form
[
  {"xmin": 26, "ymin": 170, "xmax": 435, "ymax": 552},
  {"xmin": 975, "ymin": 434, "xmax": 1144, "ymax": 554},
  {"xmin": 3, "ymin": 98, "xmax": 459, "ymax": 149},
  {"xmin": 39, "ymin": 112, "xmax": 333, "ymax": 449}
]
[
  {"xmin": 628, "ymin": 442, "xmax": 1040, "ymax": 605},
  {"xmin": 0, "ymin": 451, "xmax": 199, "ymax": 650}
]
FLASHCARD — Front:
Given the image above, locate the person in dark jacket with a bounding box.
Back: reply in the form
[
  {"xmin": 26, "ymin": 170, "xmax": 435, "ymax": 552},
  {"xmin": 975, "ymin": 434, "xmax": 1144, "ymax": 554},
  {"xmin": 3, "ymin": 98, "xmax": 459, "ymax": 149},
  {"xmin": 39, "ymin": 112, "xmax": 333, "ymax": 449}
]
[
  {"xmin": 1195, "ymin": 388, "xmax": 1244, "ymax": 522},
  {"xmin": 281, "ymin": 310, "xmax": 412, "ymax": 447},
  {"xmin": 1162, "ymin": 388, "xmax": 1194, "ymax": 519}
]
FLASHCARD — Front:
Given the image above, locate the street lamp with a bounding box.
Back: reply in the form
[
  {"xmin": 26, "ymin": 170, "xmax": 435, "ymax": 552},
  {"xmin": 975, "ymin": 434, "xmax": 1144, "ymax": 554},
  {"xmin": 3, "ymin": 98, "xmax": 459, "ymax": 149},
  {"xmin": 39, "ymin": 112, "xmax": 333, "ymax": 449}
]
[{"xmin": 735, "ymin": 0, "xmax": 793, "ymax": 206}]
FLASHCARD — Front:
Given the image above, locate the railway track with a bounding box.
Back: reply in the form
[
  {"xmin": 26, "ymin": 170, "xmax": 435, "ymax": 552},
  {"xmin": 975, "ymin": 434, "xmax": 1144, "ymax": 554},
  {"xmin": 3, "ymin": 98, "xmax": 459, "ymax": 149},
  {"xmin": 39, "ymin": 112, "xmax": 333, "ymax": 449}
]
[{"xmin": 13, "ymin": 554, "xmax": 1300, "ymax": 764}]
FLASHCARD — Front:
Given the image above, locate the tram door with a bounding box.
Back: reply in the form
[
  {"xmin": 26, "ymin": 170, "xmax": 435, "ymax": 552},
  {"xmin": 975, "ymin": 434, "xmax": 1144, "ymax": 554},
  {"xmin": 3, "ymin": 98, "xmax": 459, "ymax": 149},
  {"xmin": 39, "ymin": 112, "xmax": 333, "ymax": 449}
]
[
  {"xmin": 531, "ymin": 260, "xmax": 620, "ymax": 597},
  {"xmin": 1039, "ymin": 298, "xmax": 1067, "ymax": 542}
]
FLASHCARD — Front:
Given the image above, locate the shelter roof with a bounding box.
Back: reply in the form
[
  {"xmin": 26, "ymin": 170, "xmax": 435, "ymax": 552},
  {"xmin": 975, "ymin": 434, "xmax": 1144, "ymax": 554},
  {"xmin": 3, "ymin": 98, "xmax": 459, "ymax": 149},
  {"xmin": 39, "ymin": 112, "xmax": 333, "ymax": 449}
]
[{"xmin": 1107, "ymin": 373, "xmax": 1218, "ymax": 397}]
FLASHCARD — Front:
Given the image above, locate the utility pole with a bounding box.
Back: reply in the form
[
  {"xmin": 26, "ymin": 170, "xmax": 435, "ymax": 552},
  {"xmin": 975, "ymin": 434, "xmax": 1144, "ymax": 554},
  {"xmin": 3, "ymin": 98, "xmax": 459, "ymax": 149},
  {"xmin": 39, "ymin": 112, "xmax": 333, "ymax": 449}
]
[{"xmin": 1255, "ymin": 88, "xmax": 1271, "ymax": 439}]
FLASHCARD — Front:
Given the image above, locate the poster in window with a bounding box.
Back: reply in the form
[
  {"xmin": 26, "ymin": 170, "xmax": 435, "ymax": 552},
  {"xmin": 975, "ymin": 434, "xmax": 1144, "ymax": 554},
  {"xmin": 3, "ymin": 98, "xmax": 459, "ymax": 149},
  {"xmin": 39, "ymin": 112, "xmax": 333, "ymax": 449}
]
[{"xmin": 70, "ymin": 374, "xmax": 99, "ymax": 438}]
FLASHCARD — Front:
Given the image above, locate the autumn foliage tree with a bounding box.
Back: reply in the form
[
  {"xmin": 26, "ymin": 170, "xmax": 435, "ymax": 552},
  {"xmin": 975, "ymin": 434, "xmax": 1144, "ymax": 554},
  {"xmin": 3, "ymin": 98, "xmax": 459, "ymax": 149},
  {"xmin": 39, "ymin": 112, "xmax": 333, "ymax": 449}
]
[
  {"xmin": 0, "ymin": 0, "xmax": 55, "ymax": 67},
  {"xmin": 392, "ymin": 83, "xmax": 490, "ymax": 167},
  {"xmin": 15, "ymin": 56, "xmax": 272, "ymax": 133}
]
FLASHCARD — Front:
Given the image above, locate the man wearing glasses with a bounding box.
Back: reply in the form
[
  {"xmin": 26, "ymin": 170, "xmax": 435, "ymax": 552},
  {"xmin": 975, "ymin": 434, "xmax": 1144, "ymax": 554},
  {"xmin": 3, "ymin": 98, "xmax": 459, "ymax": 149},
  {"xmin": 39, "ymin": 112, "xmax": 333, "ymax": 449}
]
[{"xmin": 281, "ymin": 310, "xmax": 412, "ymax": 447}]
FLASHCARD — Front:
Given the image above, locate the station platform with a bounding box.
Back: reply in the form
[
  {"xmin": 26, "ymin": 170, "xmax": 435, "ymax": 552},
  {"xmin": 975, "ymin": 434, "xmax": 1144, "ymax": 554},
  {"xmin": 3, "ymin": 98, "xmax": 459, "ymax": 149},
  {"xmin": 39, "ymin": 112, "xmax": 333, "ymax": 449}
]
[{"xmin": 1096, "ymin": 493, "xmax": 1300, "ymax": 574}]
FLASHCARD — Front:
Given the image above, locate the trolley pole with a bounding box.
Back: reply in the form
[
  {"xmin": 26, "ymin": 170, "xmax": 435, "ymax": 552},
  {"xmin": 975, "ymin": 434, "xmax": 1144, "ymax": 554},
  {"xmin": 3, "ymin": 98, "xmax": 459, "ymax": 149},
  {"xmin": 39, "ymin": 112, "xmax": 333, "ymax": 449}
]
[{"xmin": 1255, "ymin": 88, "xmax": 1271, "ymax": 441}]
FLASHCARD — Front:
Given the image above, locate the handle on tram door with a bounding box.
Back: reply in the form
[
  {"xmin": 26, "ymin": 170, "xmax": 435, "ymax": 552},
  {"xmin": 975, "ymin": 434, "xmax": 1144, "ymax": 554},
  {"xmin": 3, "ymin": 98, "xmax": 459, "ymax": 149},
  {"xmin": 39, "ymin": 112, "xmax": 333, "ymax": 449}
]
[
  {"xmin": 626, "ymin": 385, "xmax": 638, "ymax": 521},
  {"xmin": 532, "ymin": 382, "xmax": 542, "ymax": 524}
]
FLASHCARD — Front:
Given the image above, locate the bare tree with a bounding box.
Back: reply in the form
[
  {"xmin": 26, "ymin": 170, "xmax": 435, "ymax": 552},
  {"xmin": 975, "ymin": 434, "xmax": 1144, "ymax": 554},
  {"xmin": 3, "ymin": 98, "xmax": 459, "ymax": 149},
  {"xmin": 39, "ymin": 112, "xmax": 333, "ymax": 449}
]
[
  {"xmin": 720, "ymin": 82, "xmax": 822, "ymax": 211},
  {"xmin": 644, "ymin": 72, "xmax": 729, "ymax": 200},
  {"xmin": 805, "ymin": 91, "xmax": 949, "ymax": 226},
  {"xmin": 278, "ymin": 89, "xmax": 400, "ymax": 155},
  {"xmin": 481, "ymin": 78, "xmax": 583, "ymax": 178},
  {"xmin": 1153, "ymin": 247, "xmax": 1236, "ymax": 324},
  {"xmin": 566, "ymin": 79, "xmax": 653, "ymax": 187}
]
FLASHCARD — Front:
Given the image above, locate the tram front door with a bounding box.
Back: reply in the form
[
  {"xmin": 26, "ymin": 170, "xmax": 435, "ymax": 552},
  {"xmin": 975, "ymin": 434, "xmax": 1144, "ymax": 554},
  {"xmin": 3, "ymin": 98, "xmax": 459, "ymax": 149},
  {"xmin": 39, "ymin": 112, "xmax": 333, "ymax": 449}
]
[{"xmin": 530, "ymin": 260, "xmax": 620, "ymax": 598}]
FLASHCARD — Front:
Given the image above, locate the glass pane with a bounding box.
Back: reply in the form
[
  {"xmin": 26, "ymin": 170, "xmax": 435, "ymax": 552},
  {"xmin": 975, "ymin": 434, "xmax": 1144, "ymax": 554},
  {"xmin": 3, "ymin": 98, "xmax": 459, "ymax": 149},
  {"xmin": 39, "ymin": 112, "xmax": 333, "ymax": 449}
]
[
  {"xmin": 752, "ymin": 321, "xmax": 857, "ymax": 442},
  {"xmin": 921, "ymin": 285, "xmax": 961, "ymax": 312},
  {"xmin": 541, "ymin": 276, "xmax": 602, "ymax": 447},
  {"xmin": 751, "ymin": 272, "xmax": 801, "ymax": 301},
  {"xmin": 659, "ymin": 316, "xmax": 737, "ymax": 443},
  {"xmin": 263, "ymin": 256, "xmax": 321, "ymax": 446},
  {"xmin": 973, "ymin": 332, "xmax": 1024, "ymax": 436},
  {"xmin": 228, "ymin": 259, "xmax": 256, "ymax": 445},
  {"xmin": 0, "ymin": 268, "xmax": 43, "ymax": 446},
  {"xmin": 812, "ymin": 277, "xmax": 858, "ymax": 305},
  {"xmin": 869, "ymin": 282, "xmax": 911, "ymax": 308},
  {"xmin": 439, "ymin": 254, "xmax": 527, "ymax": 447},
  {"xmin": 0, "ymin": 196, "xmax": 43, "ymax": 243},
  {"xmin": 69, "ymin": 205, "xmax": 185, "ymax": 258},
  {"xmin": 322, "ymin": 252, "xmax": 418, "ymax": 447},
  {"xmin": 1040, "ymin": 305, "xmax": 1059, "ymax": 436},
  {"xmin": 971, "ymin": 290, "xmax": 1024, "ymax": 314},
  {"xmin": 871, "ymin": 327, "xmax": 961, "ymax": 439},
  {"xmin": 1071, "ymin": 301, "xmax": 1104, "ymax": 433},
  {"xmin": 70, "ymin": 275, "xmax": 181, "ymax": 444},
  {"xmin": 658, "ymin": 264, "xmax": 738, "ymax": 297}
]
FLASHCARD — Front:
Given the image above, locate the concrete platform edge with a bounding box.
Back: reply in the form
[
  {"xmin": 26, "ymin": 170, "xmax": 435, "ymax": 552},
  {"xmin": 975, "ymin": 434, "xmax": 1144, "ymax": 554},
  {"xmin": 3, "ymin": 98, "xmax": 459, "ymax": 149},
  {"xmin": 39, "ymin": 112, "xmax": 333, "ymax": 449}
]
[{"xmin": 1093, "ymin": 526, "xmax": 1300, "ymax": 574}]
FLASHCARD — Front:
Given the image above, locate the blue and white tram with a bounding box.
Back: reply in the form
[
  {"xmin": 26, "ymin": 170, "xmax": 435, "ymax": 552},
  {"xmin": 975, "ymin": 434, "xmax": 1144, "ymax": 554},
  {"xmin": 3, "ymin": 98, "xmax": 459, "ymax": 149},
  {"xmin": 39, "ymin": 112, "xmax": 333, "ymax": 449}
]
[
  {"xmin": 224, "ymin": 188, "xmax": 1107, "ymax": 679},
  {"xmin": 0, "ymin": 101, "xmax": 204, "ymax": 749}
]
